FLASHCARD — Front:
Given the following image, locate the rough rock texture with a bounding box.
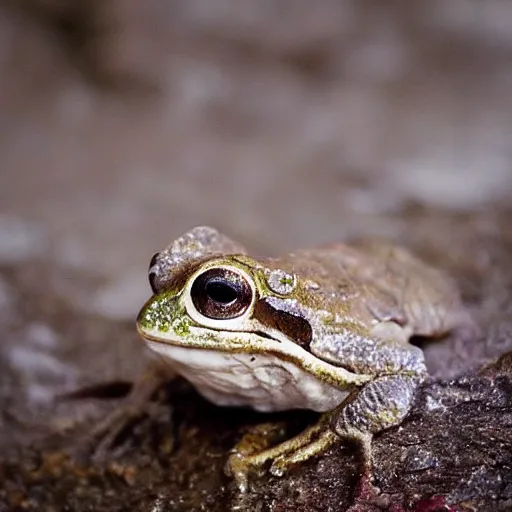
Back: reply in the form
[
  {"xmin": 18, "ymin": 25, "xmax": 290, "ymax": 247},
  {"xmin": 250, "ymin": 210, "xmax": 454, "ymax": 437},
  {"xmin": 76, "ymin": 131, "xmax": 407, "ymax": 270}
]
[
  {"xmin": 1, "ymin": 209, "xmax": 512, "ymax": 512},
  {"xmin": 1, "ymin": 1, "xmax": 512, "ymax": 511}
]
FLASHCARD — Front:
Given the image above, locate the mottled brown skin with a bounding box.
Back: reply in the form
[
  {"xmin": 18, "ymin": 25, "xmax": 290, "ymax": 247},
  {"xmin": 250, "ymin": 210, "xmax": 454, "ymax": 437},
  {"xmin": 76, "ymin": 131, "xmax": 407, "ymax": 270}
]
[
  {"xmin": 138, "ymin": 227, "xmax": 468, "ymax": 494},
  {"xmin": 267, "ymin": 240, "xmax": 464, "ymax": 339}
]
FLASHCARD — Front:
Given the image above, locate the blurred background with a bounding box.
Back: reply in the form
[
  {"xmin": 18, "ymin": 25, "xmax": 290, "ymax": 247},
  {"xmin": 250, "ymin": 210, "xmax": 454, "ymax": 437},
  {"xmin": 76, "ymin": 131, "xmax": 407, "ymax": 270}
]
[
  {"xmin": 2, "ymin": 4, "xmax": 512, "ymax": 507},
  {"xmin": 1, "ymin": 0, "xmax": 512, "ymax": 322}
]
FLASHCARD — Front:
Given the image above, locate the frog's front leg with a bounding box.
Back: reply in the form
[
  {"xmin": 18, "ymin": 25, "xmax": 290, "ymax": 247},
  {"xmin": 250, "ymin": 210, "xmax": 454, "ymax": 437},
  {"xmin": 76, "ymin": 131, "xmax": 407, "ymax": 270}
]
[
  {"xmin": 268, "ymin": 374, "xmax": 421, "ymax": 479},
  {"xmin": 331, "ymin": 373, "xmax": 421, "ymax": 474}
]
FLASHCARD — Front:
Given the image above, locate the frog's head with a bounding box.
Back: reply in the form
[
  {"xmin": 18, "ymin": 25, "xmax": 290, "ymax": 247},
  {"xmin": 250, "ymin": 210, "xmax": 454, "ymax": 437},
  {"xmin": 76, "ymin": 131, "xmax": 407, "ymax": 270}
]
[
  {"xmin": 136, "ymin": 227, "xmax": 313, "ymax": 358},
  {"xmin": 136, "ymin": 227, "xmax": 369, "ymax": 412}
]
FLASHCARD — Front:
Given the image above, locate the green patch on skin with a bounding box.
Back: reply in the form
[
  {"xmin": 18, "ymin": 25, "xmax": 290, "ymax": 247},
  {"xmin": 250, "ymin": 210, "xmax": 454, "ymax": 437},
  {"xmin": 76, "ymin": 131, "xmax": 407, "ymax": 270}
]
[
  {"xmin": 376, "ymin": 407, "xmax": 401, "ymax": 426},
  {"xmin": 279, "ymin": 275, "xmax": 294, "ymax": 286},
  {"xmin": 172, "ymin": 316, "xmax": 190, "ymax": 337},
  {"xmin": 138, "ymin": 292, "xmax": 186, "ymax": 333},
  {"xmin": 321, "ymin": 313, "xmax": 336, "ymax": 325},
  {"xmin": 329, "ymin": 319, "xmax": 370, "ymax": 340}
]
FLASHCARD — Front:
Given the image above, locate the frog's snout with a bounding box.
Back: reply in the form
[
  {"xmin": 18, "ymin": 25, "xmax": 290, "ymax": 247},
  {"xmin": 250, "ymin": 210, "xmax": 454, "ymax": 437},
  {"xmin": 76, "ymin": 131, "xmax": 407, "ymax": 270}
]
[
  {"xmin": 136, "ymin": 291, "xmax": 184, "ymax": 338},
  {"xmin": 136, "ymin": 295, "xmax": 156, "ymax": 333}
]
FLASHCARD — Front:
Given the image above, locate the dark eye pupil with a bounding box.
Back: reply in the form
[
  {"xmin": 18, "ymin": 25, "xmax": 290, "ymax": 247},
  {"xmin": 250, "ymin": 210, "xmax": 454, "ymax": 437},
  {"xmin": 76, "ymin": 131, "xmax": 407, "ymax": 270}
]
[{"xmin": 205, "ymin": 280, "xmax": 238, "ymax": 304}]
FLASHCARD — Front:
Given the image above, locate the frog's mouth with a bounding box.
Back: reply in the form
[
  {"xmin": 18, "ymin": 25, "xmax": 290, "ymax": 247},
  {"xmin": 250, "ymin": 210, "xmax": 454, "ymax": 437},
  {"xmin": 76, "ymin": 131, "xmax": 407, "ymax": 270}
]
[
  {"xmin": 137, "ymin": 321, "xmax": 369, "ymax": 391},
  {"xmin": 137, "ymin": 322, "xmax": 279, "ymax": 352}
]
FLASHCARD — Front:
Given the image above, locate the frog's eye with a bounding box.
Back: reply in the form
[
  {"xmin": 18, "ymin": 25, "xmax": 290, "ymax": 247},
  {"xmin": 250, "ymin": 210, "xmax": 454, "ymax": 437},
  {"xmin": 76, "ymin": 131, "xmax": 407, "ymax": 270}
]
[
  {"xmin": 148, "ymin": 252, "xmax": 161, "ymax": 293},
  {"xmin": 190, "ymin": 267, "xmax": 253, "ymax": 320}
]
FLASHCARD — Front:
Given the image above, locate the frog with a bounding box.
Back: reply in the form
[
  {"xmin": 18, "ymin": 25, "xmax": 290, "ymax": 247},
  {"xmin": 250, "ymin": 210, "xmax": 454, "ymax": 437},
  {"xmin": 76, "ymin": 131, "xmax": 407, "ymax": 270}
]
[{"xmin": 136, "ymin": 226, "xmax": 467, "ymax": 493}]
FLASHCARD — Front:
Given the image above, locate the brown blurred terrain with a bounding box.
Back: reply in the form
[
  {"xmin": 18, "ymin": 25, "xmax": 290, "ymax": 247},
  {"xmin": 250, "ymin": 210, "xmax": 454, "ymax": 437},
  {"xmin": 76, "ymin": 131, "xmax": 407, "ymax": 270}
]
[{"xmin": 1, "ymin": 2, "xmax": 512, "ymax": 511}]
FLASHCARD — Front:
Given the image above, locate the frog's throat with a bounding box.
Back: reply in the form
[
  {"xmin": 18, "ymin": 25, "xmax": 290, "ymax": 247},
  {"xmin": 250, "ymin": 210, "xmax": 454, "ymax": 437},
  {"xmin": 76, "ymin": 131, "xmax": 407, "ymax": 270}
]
[{"xmin": 138, "ymin": 327, "xmax": 371, "ymax": 390}]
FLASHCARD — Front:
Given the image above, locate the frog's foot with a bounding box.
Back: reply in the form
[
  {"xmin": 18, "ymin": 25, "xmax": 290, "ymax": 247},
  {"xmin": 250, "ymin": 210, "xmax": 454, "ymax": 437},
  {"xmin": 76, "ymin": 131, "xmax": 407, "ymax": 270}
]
[
  {"xmin": 67, "ymin": 361, "xmax": 174, "ymax": 462},
  {"xmin": 345, "ymin": 469, "xmax": 390, "ymax": 512},
  {"xmin": 226, "ymin": 414, "xmax": 337, "ymax": 493},
  {"xmin": 226, "ymin": 422, "xmax": 287, "ymax": 493},
  {"xmin": 269, "ymin": 428, "xmax": 338, "ymax": 476},
  {"xmin": 86, "ymin": 398, "xmax": 156, "ymax": 461}
]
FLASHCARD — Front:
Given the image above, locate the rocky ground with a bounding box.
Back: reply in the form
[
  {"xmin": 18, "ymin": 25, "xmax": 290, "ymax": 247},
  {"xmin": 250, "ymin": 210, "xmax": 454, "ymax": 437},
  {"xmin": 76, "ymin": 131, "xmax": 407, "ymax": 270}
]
[{"xmin": 1, "ymin": 2, "xmax": 512, "ymax": 511}]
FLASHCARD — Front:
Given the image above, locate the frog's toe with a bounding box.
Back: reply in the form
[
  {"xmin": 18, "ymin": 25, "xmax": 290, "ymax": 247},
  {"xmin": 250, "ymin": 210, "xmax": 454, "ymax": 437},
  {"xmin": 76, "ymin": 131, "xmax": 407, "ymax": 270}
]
[
  {"xmin": 269, "ymin": 429, "xmax": 339, "ymax": 476},
  {"xmin": 66, "ymin": 361, "xmax": 173, "ymax": 462},
  {"xmin": 225, "ymin": 452, "xmax": 252, "ymax": 493},
  {"xmin": 346, "ymin": 473, "xmax": 388, "ymax": 512},
  {"xmin": 269, "ymin": 456, "xmax": 288, "ymax": 477}
]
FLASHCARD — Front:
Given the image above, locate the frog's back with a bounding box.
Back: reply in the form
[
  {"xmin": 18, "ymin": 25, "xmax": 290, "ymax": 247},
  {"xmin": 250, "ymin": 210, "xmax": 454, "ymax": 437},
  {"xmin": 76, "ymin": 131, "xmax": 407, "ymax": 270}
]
[{"xmin": 269, "ymin": 238, "xmax": 466, "ymax": 339}]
